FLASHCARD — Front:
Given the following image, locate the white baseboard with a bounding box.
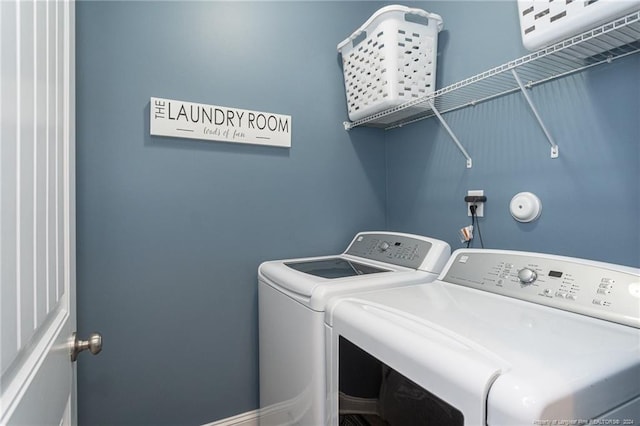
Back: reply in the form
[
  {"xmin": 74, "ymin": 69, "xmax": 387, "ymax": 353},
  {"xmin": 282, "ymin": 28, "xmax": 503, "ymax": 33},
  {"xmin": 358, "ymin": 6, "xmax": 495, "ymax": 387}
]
[
  {"xmin": 202, "ymin": 409, "xmax": 259, "ymax": 426},
  {"xmin": 204, "ymin": 388, "xmax": 314, "ymax": 426}
]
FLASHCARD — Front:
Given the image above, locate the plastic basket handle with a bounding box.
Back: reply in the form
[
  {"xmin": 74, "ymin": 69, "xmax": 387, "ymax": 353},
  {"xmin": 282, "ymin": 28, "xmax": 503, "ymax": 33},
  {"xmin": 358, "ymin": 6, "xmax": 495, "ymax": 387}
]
[{"xmin": 337, "ymin": 4, "xmax": 444, "ymax": 51}]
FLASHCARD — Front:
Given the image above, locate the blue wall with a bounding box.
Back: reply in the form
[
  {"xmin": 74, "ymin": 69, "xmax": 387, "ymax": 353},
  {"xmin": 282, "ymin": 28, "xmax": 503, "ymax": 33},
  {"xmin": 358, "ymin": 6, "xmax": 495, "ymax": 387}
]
[
  {"xmin": 75, "ymin": 2, "xmax": 386, "ymax": 424},
  {"xmin": 76, "ymin": 1, "xmax": 640, "ymax": 425},
  {"xmin": 384, "ymin": 1, "xmax": 640, "ymax": 267}
]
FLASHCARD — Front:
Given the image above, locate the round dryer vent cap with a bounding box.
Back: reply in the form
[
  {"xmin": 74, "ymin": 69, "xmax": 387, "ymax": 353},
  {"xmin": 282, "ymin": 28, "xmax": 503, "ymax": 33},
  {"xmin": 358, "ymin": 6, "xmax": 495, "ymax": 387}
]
[{"xmin": 510, "ymin": 192, "xmax": 542, "ymax": 223}]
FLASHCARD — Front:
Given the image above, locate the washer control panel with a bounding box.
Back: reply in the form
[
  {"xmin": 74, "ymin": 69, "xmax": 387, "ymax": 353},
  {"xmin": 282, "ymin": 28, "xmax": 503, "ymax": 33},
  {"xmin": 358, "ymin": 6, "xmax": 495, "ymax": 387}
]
[
  {"xmin": 443, "ymin": 250, "xmax": 640, "ymax": 328},
  {"xmin": 345, "ymin": 232, "xmax": 435, "ymax": 270}
]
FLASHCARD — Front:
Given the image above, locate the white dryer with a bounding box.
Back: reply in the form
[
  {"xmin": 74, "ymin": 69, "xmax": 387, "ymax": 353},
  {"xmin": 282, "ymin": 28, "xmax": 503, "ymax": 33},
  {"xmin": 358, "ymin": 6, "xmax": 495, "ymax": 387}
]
[
  {"xmin": 258, "ymin": 232, "xmax": 451, "ymax": 426},
  {"xmin": 326, "ymin": 249, "xmax": 640, "ymax": 426}
]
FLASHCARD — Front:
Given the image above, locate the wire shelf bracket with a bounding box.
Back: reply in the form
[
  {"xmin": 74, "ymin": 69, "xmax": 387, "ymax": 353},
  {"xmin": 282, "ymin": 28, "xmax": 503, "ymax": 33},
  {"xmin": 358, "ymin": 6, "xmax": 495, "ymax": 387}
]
[
  {"xmin": 511, "ymin": 69, "xmax": 559, "ymax": 159},
  {"xmin": 427, "ymin": 100, "xmax": 473, "ymax": 168}
]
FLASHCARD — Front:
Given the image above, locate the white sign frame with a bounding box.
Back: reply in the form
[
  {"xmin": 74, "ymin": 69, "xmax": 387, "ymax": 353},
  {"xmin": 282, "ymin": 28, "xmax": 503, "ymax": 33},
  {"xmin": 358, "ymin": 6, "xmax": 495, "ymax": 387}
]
[{"xmin": 150, "ymin": 97, "xmax": 291, "ymax": 148}]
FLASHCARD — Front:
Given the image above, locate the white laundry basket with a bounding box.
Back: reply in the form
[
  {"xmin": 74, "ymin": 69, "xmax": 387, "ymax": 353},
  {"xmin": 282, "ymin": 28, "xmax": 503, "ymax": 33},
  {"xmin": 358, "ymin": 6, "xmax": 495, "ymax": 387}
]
[
  {"xmin": 518, "ymin": 0, "xmax": 640, "ymax": 51},
  {"xmin": 338, "ymin": 5, "xmax": 443, "ymax": 123}
]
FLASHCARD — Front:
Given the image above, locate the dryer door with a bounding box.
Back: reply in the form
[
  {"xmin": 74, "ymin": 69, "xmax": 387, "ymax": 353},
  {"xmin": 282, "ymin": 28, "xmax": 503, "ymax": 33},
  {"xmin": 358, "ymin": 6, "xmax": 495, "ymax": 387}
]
[{"xmin": 330, "ymin": 299, "xmax": 505, "ymax": 426}]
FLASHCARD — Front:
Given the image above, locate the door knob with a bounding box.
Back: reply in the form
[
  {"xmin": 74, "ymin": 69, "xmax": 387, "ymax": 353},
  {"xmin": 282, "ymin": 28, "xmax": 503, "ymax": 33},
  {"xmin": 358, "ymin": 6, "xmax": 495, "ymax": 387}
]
[{"xmin": 70, "ymin": 332, "xmax": 102, "ymax": 362}]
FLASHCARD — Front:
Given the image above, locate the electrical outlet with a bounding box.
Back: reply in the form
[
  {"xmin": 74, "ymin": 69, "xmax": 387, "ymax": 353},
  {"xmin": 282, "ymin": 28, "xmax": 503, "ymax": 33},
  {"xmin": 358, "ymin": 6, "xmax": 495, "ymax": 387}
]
[{"xmin": 467, "ymin": 190, "xmax": 485, "ymax": 217}]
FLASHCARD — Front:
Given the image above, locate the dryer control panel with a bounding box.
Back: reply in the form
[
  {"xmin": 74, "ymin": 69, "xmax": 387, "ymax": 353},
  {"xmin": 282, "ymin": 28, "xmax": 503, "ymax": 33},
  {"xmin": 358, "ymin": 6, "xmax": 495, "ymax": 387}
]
[
  {"xmin": 344, "ymin": 232, "xmax": 449, "ymax": 273},
  {"xmin": 442, "ymin": 250, "xmax": 640, "ymax": 328}
]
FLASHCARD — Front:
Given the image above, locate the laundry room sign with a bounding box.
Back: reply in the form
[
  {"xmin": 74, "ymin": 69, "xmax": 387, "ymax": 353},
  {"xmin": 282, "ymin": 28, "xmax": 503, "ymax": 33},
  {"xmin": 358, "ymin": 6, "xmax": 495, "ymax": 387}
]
[{"xmin": 150, "ymin": 97, "xmax": 291, "ymax": 148}]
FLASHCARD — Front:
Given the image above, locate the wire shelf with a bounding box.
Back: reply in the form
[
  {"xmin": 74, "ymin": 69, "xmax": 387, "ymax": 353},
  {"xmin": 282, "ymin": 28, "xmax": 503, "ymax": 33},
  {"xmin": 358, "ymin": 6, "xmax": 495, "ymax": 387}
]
[{"xmin": 344, "ymin": 10, "xmax": 640, "ymax": 130}]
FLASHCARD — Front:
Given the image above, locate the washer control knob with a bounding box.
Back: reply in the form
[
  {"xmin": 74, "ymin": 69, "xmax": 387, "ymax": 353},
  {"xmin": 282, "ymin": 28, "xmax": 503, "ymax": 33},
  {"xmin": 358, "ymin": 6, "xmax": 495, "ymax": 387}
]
[
  {"xmin": 518, "ymin": 268, "xmax": 538, "ymax": 285},
  {"xmin": 379, "ymin": 241, "xmax": 390, "ymax": 251}
]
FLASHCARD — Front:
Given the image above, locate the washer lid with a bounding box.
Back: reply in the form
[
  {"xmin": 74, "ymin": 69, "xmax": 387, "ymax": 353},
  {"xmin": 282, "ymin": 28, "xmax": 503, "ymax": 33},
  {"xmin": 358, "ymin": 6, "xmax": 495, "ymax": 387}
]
[{"xmin": 259, "ymin": 255, "xmax": 435, "ymax": 311}]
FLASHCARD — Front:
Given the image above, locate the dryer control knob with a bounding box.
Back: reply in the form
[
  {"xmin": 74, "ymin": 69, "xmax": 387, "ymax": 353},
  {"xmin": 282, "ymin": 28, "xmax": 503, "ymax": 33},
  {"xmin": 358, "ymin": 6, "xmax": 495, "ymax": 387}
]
[
  {"xmin": 379, "ymin": 242, "xmax": 390, "ymax": 251},
  {"xmin": 518, "ymin": 268, "xmax": 538, "ymax": 285}
]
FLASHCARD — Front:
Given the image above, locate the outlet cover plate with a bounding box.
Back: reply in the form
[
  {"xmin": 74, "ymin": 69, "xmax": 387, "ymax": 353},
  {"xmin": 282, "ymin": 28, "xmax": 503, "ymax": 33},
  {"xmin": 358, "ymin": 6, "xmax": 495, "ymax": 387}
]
[{"xmin": 467, "ymin": 190, "xmax": 484, "ymax": 217}]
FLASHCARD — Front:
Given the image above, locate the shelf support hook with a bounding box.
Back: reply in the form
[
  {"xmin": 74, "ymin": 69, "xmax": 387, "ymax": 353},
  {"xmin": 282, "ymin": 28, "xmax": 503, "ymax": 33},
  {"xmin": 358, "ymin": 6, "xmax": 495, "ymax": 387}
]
[
  {"xmin": 427, "ymin": 99, "xmax": 473, "ymax": 168},
  {"xmin": 511, "ymin": 69, "xmax": 559, "ymax": 159}
]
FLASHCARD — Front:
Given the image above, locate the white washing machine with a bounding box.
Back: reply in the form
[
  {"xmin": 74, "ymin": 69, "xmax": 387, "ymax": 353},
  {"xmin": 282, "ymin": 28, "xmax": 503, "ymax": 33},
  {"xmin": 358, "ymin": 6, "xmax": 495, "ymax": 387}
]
[
  {"xmin": 258, "ymin": 231, "xmax": 451, "ymax": 426},
  {"xmin": 326, "ymin": 249, "xmax": 640, "ymax": 426}
]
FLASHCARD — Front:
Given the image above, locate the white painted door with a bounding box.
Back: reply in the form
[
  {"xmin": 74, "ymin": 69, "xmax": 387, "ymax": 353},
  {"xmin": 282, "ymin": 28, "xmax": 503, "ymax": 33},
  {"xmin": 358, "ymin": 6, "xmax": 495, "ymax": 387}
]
[{"xmin": 1, "ymin": 0, "xmax": 78, "ymax": 424}]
